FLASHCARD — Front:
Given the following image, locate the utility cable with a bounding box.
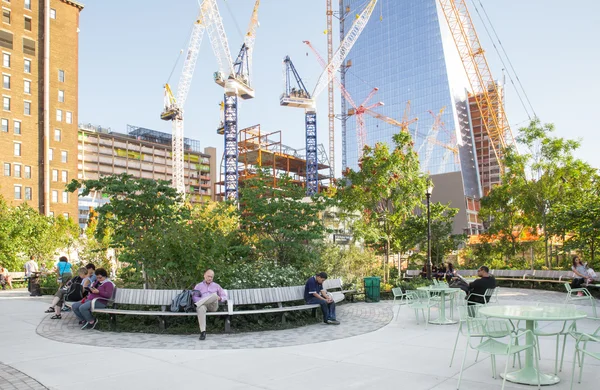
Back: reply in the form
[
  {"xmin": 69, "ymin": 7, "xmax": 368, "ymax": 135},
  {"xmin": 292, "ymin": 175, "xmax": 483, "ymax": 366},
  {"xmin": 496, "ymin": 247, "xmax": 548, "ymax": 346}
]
[{"xmin": 473, "ymin": 0, "xmax": 537, "ymax": 119}]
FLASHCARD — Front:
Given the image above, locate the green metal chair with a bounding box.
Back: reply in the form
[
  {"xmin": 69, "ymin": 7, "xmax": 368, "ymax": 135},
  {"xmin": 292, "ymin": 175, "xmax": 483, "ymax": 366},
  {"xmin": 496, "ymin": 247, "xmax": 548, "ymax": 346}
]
[
  {"xmin": 406, "ymin": 290, "xmax": 439, "ymax": 329},
  {"xmin": 569, "ymin": 324, "xmax": 600, "ymax": 390},
  {"xmin": 457, "ymin": 310, "xmax": 540, "ymax": 390},
  {"xmin": 564, "ymin": 283, "xmax": 597, "ymax": 318},
  {"xmin": 392, "ymin": 287, "xmax": 406, "ymax": 321},
  {"xmin": 523, "ymin": 303, "xmax": 577, "ymax": 375},
  {"xmin": 466, "ymin": 288, "xmax": 496, "ymax": 305}
]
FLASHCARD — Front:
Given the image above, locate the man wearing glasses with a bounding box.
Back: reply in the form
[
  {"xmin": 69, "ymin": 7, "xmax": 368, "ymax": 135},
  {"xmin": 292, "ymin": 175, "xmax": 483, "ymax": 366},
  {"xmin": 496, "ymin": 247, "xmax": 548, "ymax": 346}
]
[{"xmin": 467, "ymin": 266, "xmax": 496, "ymax": 305}]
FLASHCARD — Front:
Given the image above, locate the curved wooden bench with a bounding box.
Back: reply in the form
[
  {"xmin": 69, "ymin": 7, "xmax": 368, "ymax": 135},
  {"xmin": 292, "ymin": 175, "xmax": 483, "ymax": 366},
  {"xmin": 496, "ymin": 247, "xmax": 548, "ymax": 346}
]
[{"xmin": 89, "ymin": 285, "xmax": 344, "ymax": 331}]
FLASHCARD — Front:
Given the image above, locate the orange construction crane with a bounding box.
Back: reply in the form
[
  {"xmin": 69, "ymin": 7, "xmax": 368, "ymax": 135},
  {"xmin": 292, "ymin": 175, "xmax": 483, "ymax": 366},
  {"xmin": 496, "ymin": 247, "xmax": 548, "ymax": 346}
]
[{"xmin": 438, "ymin": 0, "xmax": 516, "ymax": 192}]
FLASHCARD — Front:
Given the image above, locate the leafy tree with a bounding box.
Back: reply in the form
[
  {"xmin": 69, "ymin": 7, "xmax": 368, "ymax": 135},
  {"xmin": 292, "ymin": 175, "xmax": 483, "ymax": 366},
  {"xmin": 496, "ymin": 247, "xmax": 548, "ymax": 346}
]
[
  {"xmin": 67, "ymin": 174, "xmax": 189, "ymax": 287},
  {"xmin": 238, "ymin": 169, "xmax": 328, "ymax": 269},
  {"xmin": 335, "ymin": 132, "xmax": 426, "ymax": 282}
]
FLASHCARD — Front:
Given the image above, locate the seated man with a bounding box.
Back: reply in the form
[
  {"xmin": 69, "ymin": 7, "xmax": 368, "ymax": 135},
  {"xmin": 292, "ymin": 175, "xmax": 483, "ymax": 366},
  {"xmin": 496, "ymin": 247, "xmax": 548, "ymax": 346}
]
[
  {"xmin": 467, "ymin": 266, "xmax": 496, "ymax": 305},
  {"xmin": 193, "ymin": 269, "xmax": 227, "ymax": 341},
  {"xmin": 0, "ymin": 266, "xmax": 12, "ymax": 289},
  {"xmin": 305, "ymin": 272, "xmax": 339, "ymax": 325}
]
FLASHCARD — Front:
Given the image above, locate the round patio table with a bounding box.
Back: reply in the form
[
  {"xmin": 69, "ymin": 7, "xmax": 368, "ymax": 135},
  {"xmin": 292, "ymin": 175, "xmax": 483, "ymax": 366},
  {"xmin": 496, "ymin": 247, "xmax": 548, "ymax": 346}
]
[
  {"xmin": 478, "ymin": 304, "xmax": 587, "ymax": 386},
  {"xmin": 417, "ymin": 286, "xmax": 459, "ymax": 325}
]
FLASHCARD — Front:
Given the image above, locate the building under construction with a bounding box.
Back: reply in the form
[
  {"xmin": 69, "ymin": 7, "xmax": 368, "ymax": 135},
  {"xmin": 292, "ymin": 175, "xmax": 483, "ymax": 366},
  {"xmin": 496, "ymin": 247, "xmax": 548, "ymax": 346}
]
[{"xmin": 215, "ymin": 125, "xmax": 330, "ymax": 200}]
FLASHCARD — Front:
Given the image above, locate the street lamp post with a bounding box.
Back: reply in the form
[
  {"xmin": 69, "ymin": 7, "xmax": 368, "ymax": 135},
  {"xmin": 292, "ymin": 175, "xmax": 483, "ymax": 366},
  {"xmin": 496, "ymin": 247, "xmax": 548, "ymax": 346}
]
[{"xmin": 426, "ymin": 178, "xmax": 434, "ymax": 279}]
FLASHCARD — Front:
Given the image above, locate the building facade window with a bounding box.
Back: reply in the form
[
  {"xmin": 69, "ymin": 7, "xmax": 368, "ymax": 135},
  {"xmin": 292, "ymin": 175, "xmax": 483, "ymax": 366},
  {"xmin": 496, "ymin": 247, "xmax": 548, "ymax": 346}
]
[
  {"xmin": 14, "ymin": 164, "xmax": 20, "ymax": 178},
  {"xmin": 24, "ymin": 17, "xmax": 31, "ymax": 31},
  {"xmin": 2, "ymin": 9, "xmax": 10, "ymax": 25},
  {"xmin": 58, "ymin": 69, "xmax": 64, "ymax": 82},
  {"xmin": 50, "ymin": 9, "xmax": 56, "ymax": 19},
  {"xmin": 62, "ymin": 191, "xmax": 68, "ymax": 203},
  {"xmin": 1, "ymin": 117, "xmax": 7, "ymax": 131},
  {"xmin": 3, "ymin": 96, "xmax": 10, "ymax": 111},
  {"xmin": 25, "ymin": 0, "xmax": 31, "ymax": 11},
  {"xmin": 66, "ymin": 111, "xmax": 72, "ymax": 124},
  {"xmin": 13, "ymin": 141, "xmax": 20, "ymax": 156},
  {"xmin": 23, "ymin": 79, "xmax": 30, "ymax": 94},
  {"xmin": 3, "ymin": 162, "xmax": 9, "ymax": 176},
  {"xmin": 2, "ymin": 74, "xmax": 9, "ymax": 89},
  {"xmin": 24, "ymin": 101, "xmax": 30, "ymax": 115},
  {"xmin": 56, "ymin": 109, "xmax": 62, "ymax": 121},
  {"xmin": 61, "ymin": 150, "xmax": 67, "ymax": 163},
  {"xmin": 63, "ymin": 213, "xmax": 68, "ymax": 219},
  {"xmin": 24, "ymin": 59, "xmax": 30, "ymax": 73},
  {"xmin": 51, "ymin": 169, "xmax": 58, "ymax": 181},
  {"xmin": 2, "ymin": 53, "xmax": 9, "ymax": 67},
  {"xmin": 13, "ymin": 120, "xmax": 20, "ymax": 134},
  {"xmin": 58, "ymin": 90, "xmax": 64, "ymax": 102},
  {"xmin": 54, "ymin": 129, "xmax": 60, "ymax": 141},
  {"xmin": 51, "ymin": 190, "xmax": 58, "ymax": 203},
  {"xmin": 24, "ymin": 165, "xmax": 30, "ymax": 178},
  {"xmin": 25, "ymin": 186, "xmax": 31, "ymax": 200},
  {"xmin": 48, "ymin": 148, "xmax": 53, "ymax": 161},
  {"xmin": 61, "ymin": 170, "xmax": 67, "ymax": 182},
  {"xmin": 14, "ymin": 185, "xmax": 21, "ymax": 200}
]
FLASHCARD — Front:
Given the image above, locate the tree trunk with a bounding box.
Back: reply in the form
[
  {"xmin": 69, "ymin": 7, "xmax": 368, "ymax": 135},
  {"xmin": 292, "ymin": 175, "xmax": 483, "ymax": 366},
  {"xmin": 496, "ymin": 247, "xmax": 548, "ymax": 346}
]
[{"xmin": 542, "ymin": 212, "xmax": 550, "ymax": 268}]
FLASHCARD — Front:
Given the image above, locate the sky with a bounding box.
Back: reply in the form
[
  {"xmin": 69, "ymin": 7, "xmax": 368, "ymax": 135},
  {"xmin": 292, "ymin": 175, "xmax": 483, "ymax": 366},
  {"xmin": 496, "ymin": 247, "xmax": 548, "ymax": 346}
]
[{"xmin": 78, "ymin": 0, "xmax": 600, "ymax": 177}]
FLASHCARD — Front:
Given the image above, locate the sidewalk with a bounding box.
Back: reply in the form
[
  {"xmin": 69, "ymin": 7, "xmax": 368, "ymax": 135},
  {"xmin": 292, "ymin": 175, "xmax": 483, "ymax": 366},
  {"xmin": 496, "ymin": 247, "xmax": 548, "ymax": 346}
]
[{"xmin": 1, "ymin": 288, "xmax": 598, "ymax": 390}]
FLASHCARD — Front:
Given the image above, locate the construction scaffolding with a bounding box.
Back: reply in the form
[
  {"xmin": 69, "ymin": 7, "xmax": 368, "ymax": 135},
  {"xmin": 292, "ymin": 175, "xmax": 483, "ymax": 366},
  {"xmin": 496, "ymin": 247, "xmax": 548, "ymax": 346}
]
[{"xmin": 216, "ymin": 125, "xmax": 330, "ymax": 199}]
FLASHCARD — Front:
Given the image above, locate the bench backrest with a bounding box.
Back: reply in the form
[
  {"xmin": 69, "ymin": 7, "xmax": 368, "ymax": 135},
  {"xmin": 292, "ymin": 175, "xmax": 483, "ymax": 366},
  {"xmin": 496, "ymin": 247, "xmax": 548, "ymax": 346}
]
[
  {"xmin": 323, "ymin": 278, "xmax": 343, "ymax": 291},
  {"xmin": 460, "ymin": 270, "xmax": 477, "ymax": 277},
  {"xmin": 114, "ymin": 288, "xmax": 182, "ymax": 306},
  {"xmin": 405, "ymin": 270, "xmax": 421, "ymax": 277},
  {"xmin": 228, "ymin": 286, "xmax": 304, "ymax": 306},
  {"xmin": 8, "ymin": 271, "xmax": 25, "ymax": 278}
]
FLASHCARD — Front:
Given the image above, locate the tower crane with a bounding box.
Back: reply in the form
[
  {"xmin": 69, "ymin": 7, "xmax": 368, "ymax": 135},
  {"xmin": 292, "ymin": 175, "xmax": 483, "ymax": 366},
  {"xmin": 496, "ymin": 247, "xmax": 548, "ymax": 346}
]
[
  {"xmin": 420, "ymin": 108, "xmax": 446, "ymax": 172},
  {"xmin": 438, "ymin": 0, "xmax": 516, "ymax": 193},
  {"xmin": 280, "ymin": 0, "xmax": 378, "ymax": 195},
  {"xmin": 160, "ymin": 2, "xmax": 211, "ymax": 195},
  {"xmin": 204, "ymin": 0, "xmax": 260, "ymax": 201}
]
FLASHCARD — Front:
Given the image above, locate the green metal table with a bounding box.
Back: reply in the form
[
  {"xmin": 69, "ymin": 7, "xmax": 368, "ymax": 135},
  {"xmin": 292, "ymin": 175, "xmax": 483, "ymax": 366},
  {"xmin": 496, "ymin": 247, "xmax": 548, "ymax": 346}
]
[
  {"xmin": 478, "ymin": 305, "xmax": 587, "ymax": 386},
  {"xmin": 417, "ymin": 286, "xmax": 458, "ymax": 325}
]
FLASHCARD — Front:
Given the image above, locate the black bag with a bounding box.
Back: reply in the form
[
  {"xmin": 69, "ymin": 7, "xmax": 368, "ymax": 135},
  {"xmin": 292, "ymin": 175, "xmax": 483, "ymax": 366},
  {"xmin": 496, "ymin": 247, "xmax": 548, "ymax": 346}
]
[
  {"xmin": 171, "ymin": 290, "xmax": 196, "ymax": 313},
  {"xmin": 64, "ymin": 276, "xmax": 84, "ymax": 302}
]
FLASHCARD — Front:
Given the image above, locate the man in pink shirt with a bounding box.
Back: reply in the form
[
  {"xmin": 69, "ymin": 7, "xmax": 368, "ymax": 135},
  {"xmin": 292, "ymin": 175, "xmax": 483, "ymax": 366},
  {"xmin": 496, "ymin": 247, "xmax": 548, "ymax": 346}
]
[{"xmin": 193, "ymin": 269, "xmax": 227, "ymax": 340}]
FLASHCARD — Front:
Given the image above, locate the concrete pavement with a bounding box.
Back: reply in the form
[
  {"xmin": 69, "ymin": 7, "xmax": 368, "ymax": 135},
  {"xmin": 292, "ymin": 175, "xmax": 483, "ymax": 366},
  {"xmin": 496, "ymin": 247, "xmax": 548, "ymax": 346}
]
[{"xmin": 1, "ymin": 288, "xmax": 599, "ymax": 390}]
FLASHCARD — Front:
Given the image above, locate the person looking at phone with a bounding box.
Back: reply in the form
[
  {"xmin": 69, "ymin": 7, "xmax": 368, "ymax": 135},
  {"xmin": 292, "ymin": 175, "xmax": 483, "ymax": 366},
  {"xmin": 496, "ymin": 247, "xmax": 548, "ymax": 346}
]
[
  {"xmin": 72, "ymin": 268, "xmax": 115, "ymax": 330},
  {"xmin": 82, "ymin": 263, "xmax": 96, "ymax": 290}
]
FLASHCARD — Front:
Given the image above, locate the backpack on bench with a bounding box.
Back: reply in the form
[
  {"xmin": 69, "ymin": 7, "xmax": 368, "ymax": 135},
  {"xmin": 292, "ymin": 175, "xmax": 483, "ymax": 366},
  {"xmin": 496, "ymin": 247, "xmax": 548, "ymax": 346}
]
[{"xmin": 171, "ymin": 290, "xmax": 196, "ymax": 313}]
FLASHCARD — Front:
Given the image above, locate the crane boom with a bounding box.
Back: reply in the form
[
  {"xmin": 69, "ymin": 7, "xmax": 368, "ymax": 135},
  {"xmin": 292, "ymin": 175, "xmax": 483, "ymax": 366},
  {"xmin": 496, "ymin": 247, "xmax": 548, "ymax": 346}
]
[
  {"xmin": 438, "ymin": 0, "xmax": 515, "ymax": 180},
  {"xmin": 204, "ymin": 0, "xmax": 234, "ymax": 80},
  {"xmin": 312, "ymin": 0, "xmax": 378, "ymax": 99},
  {"xmin": 160, "ymin": 3, "xmax": 210, "ymax": 195},
  {"xmin": 244, "ymin": 0, "xmax": 260, "ymax": 86}
]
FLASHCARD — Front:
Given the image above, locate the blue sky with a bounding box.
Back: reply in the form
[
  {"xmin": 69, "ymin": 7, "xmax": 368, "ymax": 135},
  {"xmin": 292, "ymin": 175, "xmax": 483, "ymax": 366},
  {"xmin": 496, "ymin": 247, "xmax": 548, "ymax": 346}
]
[{"xmin": 78, "ymin": 0, "xmax": 600, "ymax": 175}]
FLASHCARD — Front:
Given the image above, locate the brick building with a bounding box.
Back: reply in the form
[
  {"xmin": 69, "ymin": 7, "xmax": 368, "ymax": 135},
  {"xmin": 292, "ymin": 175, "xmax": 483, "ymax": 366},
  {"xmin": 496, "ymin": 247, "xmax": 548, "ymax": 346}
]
[{"xmin": 0, "ymin": 0, "xmax": 82, "ymax": 219}]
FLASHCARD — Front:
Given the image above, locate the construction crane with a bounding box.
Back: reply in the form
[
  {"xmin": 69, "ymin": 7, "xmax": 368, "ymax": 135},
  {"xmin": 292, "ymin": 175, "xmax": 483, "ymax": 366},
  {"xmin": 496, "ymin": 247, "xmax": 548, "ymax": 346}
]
[
  {"xmin": 420, "ymin": 108, "xmax": 446, "ymax": 172},
  {"xmin": 326, "ymin": 0, "xmax": 335, "ymax": 180},
  {"xmin": 204, "ymin": 0, "xmax": 260, "ymax": 201},
  {"xmin": 280, "ymin": 0, "xmax": 378, "ymax": 196},
  {"xmin": 438, "ymin": 0, "xmax": 516, "ymax": 193},
  {"xmin": 160, "ymin": 2, "xmax": 211, "ymax": 195}
]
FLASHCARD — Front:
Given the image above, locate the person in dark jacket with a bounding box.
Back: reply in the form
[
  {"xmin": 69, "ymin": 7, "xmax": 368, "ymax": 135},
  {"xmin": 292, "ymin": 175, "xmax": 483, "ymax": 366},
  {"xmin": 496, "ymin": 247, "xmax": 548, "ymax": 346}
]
[
  {"xmin": 305, "ymin": 272, "xmax": 339, "ymax": 325},
  {"xmin": 467, "ymin": 266, "xmax": 496, "ymax": 305}
]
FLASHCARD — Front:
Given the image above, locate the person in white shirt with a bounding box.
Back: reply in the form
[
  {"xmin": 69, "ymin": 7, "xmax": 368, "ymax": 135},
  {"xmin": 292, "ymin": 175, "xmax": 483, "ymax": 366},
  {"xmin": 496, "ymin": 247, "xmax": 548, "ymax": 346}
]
[{"xmin": 24, "ymin": 256, "xmax": 39, "ymax": 296}]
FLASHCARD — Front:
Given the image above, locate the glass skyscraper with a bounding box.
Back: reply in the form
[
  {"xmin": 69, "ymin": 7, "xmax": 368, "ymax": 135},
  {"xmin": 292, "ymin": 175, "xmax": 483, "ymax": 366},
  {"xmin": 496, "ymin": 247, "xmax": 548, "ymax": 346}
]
[{"xmin": 341, "ymin": 0, "xmax": 483, "ymax": 234}]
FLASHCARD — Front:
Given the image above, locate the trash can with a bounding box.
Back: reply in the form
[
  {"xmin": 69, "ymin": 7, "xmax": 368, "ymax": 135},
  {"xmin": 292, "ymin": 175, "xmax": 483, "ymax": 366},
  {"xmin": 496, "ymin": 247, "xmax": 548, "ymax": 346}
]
[{"xmin": 363, "ymin": 276, "xmax": 381, "ymax": 302}]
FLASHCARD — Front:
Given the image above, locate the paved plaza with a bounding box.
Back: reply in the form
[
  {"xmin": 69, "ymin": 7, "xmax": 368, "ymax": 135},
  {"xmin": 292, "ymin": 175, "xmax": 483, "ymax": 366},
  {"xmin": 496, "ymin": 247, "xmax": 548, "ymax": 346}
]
[{"xmin": 0, "ymin": 288, "xmax": 599, "ymax": 390}]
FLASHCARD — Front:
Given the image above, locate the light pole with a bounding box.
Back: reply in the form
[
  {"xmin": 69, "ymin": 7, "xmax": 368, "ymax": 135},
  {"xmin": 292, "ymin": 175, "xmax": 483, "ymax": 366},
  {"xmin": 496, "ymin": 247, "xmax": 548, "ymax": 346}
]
[{"xmin": 426, "ymin": 178, "xmax": 434, "ymax": 279}]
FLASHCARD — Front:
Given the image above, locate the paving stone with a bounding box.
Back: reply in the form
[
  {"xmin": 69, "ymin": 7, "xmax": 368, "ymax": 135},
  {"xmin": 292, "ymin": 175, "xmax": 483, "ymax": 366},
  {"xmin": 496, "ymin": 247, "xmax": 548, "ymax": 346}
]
[
  {"xmin": 0, "ymin": 363, "xmax": 48, "ymax": 390},
  {"xmin": 36, "ymin": 301, "xmax": 395, "ymax": 350}
]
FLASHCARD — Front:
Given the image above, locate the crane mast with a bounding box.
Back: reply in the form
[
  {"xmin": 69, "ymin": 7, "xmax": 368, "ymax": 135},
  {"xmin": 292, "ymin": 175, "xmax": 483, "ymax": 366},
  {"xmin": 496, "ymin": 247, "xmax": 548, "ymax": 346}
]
[
  {"xmin": 279, "ymin": 0, "xmax": 378, "ymax": 196},
  {"xmin": 326, "ymin": 0, "xmax": 335, "ymax": 180},
  {"xmin": 161, "ymin": 4, "xmax": 209, "ymax": 195},
  {"xmin": 205, "ymin": 0, "xmax": 260, "ymax": 201}
]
